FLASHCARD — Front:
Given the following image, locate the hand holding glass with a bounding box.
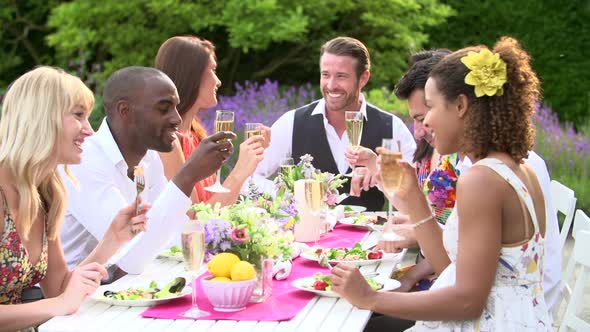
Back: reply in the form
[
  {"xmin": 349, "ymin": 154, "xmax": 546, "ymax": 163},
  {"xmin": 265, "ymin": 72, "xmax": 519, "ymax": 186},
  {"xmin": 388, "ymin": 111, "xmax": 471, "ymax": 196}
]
[
  {"xmin": 180, "ymin": 221, "xmax": 209, "ymax": 318},
  {"xmin": 345, "ymin": 111, "xmax": 364, "ymax": 176},
  {"xmin": 205, "ymin": 110, "xmax": 234, "ymax": 193},
  {"xmin": 380, "ymin": 139, "xmax": 403, "ymax": 222}
]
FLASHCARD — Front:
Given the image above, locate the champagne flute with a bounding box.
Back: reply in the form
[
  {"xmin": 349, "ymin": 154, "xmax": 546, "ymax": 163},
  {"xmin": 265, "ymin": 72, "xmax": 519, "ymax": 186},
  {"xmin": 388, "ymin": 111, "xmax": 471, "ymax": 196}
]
[
  {"xmin": 380, "ymin": 139, "xmax": 403, "ymax": 221},
  {"xmin": 345, "ymin": 111, "xmax": 364, "ymax": 176},
  {"xmin": 303, "ymin": 178, "xmax": 324, "ymax": 247},
  {"xmin": 279, "ymin": 157, "xmax": 295, "ymax": 177},
  {"xmin": 244, "ymin": 123, "xmax": 263, "ymax": 187},
  {"xmin": 205, "ymin": 110, "xmax": 234, "ymax": 193},
  {"xmin": 180, "ymin": 221, "xmax": 209, "ymax": 318}
]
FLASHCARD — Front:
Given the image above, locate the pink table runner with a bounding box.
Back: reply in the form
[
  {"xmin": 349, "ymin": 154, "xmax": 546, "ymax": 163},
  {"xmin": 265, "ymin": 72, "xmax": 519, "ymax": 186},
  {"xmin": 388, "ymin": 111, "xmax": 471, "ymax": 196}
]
[{"xmin": 141, "ymin": 224, "xmax": 367, "ymax": 321}]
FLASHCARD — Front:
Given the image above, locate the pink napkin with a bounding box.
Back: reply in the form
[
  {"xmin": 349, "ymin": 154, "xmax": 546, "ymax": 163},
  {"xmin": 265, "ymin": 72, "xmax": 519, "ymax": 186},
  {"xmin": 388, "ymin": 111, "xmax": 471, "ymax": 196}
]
[{"xmin": 142, "ymin": 223, "xmax": 367, "ymax": 321}]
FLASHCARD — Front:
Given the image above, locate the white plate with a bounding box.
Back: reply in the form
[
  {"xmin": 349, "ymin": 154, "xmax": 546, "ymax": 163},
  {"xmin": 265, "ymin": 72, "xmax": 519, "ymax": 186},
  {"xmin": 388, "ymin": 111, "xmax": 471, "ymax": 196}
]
[
  {"xmin": 300, "ymin": 249, "xmax": 400, "ymax": 266},
  {"xmin": 291, "ymin": 275, "xmax": 400, "ymax": 297},
  {"xmin": 338, "ymin": 216, "xmax": 385, "ymax": 232},
  {"xmin": 158, "ymin": 250, "xmax": 184, "ymax": 262},
  {"xmin": 341, "ymin": 205, "xmax": 366, "ymax": 217},
  {"xmin": 90, "ymin": 284, "xmax": 191, "ymax": 307}
]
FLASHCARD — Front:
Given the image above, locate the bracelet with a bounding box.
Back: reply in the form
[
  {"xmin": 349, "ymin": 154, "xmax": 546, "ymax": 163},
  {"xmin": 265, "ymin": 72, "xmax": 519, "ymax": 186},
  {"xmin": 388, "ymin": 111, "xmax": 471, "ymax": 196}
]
[{"xmin": 412, "ymin": 215, "xmax": 435, "ymax": 229}]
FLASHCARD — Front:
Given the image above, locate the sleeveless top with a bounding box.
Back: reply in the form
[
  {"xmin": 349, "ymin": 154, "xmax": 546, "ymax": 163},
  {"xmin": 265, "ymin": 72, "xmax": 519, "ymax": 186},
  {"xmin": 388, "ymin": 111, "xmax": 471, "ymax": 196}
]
[
  {"xmin": 410, "ymin": 158, "xmax": 552, "ymax": 331},
  {"xmin": 0, "ymin": 186, "xmax": 48, "ymax": 304},
  {"xmin": 177, "ymin": 130, "xmax": 215, "ymax": 202},
  {"xmin": 416, "ymin": 153, "xmax": 460, "ymax": 225}
]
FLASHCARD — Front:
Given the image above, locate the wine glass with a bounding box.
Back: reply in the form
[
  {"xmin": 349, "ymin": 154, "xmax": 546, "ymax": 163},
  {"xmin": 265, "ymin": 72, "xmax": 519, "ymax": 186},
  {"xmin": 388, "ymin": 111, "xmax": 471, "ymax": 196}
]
[
  {"xmin": 244, "ymin": 123, "xmax": 263, "ymax": 186},
  {"xmin": 279, "ymin": 157, "xmax": 295, "ymax": 177},
  {"xmin": 344, "ymin": 111, "xmax": 364, "ymax": 176},
  {"xmin": 303, "ymin": 178, "xmax": 325, "ymax": 247},
  {"xmin": 180, "ymin": 221, "xmax": 209, "ymax": 318},
  {"xmin": 380, "ymin": 139, "xmax": 403, "ymax": 221},
  {"xmin": 205, "ymin": 110, "xmax": 234, "ymax": 193},
  {"xmin": 303, "ymin": 179, "xmax": 323, "ymax": 217}
]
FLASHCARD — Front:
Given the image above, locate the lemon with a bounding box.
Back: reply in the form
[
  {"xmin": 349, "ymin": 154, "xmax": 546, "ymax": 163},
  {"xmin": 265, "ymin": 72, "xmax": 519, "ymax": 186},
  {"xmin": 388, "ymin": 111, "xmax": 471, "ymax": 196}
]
[
  {"xmin": 211, "ymin": 277, "xmax": 232, "ymax": 282},
  {"xmin": 230, "ymin": 261, "xmax": 256, "ymax": 281},
  {"xmin": 207, "ymin": 253, "xmax": 241, "ymax": 278}
]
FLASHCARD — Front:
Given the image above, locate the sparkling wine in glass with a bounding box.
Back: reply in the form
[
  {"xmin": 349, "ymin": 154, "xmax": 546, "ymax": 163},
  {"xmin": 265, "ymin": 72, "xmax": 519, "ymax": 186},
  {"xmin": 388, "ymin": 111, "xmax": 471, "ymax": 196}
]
[
  {"xmin": 180, "ymin": 221, "xmax": 209, "ymax": 318},
  {"xmin": 380, "ymin": 139, "xmax": 403, "ymax": 221},
  {"xmin": 279, "ymin": 157, "xmax": 295, "ymax": 176},
  {"xmin": 304, "ymin": 179, "xmax": 324, "ymax": 216},
  {"xmin": 245, "ymin": 122, "xmax": 263, "ymax": 139},
  {"xmin": 244, "ymin": 123, "xmax": 263, "ymax": 186},
  {"xmin": 345, "ymin": 111, "xmax": 364, "ymax": 176},
  {"xmin": 205, "ymin": 110, "xmax": 234, "ymax": 193}
]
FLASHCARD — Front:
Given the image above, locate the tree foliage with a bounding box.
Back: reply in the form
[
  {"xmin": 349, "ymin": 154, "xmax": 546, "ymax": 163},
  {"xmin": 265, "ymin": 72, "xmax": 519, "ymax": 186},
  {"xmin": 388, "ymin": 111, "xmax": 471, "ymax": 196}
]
[
  {"xmin": 425, "ymin": 0, "xmax": 590, "ymax": 124},
  {"xmin": 0, "ymin": 0, "xmax": 60, "ymax": 87},
  {"xmin": 45, "ymin": 0, "xmax": 453, "ymax": 93}
]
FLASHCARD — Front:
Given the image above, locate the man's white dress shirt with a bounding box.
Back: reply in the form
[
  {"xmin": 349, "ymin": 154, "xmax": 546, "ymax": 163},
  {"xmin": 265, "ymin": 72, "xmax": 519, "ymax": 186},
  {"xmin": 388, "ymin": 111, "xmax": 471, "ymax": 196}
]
[
  {"xmin": 60, "ymin": 119, "xmax": 191, "ymax": 274},
  {"xmin": 251, "ymin": 97, "xmax": 416, "ymax": 194},
  {"xmin": 458, "ymin": 151, "xmax": 561, "ymax": 312}
]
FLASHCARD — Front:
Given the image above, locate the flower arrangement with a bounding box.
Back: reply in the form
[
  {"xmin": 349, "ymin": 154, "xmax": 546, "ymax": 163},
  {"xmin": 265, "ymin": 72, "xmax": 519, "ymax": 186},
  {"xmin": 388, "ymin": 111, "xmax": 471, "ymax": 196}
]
[
  {"xmin": 461, "ymin": 49, "xmax": 507, "ymax": 97},
  {"xmin": 274, "ymin": 154, "xmax": 347, "ymax": 206},
  {"xmin": 248, "ymin": 154, "xmax": 347, "ymax": 232},
  {"xmin": 191, "ymin": 201, "xmax": 294, "ymax": 266}
]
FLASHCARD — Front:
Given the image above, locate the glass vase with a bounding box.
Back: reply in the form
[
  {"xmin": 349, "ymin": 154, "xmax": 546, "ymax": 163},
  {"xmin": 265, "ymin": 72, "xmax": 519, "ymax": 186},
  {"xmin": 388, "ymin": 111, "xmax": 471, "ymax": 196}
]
[{"xmin": 250, "ymin": 257, "xmax": 273, "ymax": 303}]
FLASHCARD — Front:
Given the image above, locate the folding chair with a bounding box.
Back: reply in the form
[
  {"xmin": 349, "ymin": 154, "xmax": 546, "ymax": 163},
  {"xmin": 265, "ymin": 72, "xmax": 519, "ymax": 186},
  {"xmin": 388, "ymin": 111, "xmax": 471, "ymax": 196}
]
[
  {"xmin": 551, "ymin": 180, "xmax": 577, "ymax": 250},
  {"xmin": 558, "ymin": 227, "xmax": 590, "ymax": 331}
]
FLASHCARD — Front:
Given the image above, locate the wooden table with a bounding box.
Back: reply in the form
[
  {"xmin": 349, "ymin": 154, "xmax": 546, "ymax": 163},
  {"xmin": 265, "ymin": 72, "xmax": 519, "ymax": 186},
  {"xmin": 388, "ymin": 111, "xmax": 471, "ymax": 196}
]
[{"xmin": 39, "ymin": 231, "xmax": 408, "ymax": 332}]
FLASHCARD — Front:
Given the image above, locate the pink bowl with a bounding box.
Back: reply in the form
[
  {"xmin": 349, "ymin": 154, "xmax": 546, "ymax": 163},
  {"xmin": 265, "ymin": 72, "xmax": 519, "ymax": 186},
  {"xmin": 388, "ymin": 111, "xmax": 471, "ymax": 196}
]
[{"xmin": 201, "ymin": 276, "xmax": 257, "ymax": 312}]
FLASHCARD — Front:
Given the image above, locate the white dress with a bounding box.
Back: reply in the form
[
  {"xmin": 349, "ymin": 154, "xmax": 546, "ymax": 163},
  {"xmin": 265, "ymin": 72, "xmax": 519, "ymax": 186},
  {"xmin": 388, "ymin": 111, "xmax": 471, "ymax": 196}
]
[{"xmin": 410, "ymin": 158, "xmax": 552, "ymax": 331}]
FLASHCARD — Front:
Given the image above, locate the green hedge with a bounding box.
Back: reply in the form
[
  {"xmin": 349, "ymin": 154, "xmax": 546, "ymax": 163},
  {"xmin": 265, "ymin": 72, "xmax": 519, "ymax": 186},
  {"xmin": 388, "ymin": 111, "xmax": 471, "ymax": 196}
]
[{"xmin": 425, "ymin": 0, "xmax": 590, "ymax": 125}]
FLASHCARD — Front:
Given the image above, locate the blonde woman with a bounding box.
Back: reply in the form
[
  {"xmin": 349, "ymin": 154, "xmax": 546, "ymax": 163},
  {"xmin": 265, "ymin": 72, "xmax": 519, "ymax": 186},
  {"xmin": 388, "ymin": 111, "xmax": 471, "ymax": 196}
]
[{"xmin": 0, "ymin": 67, "xmax": 148, "ymax": 331}]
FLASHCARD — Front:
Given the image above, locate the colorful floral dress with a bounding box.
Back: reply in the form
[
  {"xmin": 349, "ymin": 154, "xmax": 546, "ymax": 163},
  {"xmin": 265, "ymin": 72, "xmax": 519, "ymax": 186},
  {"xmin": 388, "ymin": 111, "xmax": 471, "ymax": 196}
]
[
  {"xmin": 410, "ymin": 158, "xmax": 552, "ymax": 331},
  {"xmin": 177, "ymin": 130, "xmax": 216, "ymax": 202},
  {"xmin": 0, "ymin": 186, "xmax": 48, "ymax": 304},
  {"xmin": 417, "ymin": 154, "xmax": 459, "ymax": 225}
]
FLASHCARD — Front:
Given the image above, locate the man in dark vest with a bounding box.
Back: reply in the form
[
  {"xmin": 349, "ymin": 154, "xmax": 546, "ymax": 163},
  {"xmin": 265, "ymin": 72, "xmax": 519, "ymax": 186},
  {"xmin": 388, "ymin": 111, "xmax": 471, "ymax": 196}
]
[{"xmin": 252, "ymin": 37, "xmax": 415, "ymax": 211}]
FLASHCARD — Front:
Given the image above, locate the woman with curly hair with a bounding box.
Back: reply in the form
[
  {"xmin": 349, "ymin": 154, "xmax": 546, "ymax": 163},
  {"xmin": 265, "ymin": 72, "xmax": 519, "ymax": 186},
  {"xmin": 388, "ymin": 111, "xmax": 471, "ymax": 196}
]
[
  {"xmin": 332, "ymin": 37, "xmax": 552, "ymax": 331},
  {"xmin": 0, "ymin": 67, "xmax": 148, "ymax": 331}
]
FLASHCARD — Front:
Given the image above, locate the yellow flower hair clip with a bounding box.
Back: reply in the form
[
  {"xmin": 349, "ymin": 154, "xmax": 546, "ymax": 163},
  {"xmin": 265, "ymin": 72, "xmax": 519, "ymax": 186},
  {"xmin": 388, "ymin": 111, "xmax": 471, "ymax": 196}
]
[{"xmin": 461, "ymin": 49, "xmax": 507, "ymax": 97}]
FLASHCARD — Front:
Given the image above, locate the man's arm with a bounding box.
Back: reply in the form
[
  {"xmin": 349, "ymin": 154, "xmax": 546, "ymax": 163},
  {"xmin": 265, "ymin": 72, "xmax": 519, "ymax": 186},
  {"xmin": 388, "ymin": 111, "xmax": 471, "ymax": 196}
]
[{"xmin": 251, "ymin": 110, "xmax": 296, "ymax": 194}]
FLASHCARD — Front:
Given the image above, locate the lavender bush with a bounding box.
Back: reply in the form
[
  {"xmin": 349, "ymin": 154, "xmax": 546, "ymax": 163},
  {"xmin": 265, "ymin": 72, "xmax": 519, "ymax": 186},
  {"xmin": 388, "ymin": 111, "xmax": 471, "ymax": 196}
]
[
  {"xmin": 534, "ymin": 104, "xmax": 590, "ymax": 214},
  {"xmin": 199, "ymin": 79, "xmax": 317, "ymax": 134}
]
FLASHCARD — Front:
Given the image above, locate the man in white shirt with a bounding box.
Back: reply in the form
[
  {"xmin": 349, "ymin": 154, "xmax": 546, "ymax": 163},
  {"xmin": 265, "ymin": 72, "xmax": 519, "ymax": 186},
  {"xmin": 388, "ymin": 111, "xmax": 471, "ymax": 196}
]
[
  {"xmin": 61, "ymin": 66, "xmax": 235, "ymax": 274},
  {"xmin": 252, "ymin": 37, "xmax": 416, "ymax": 211}
]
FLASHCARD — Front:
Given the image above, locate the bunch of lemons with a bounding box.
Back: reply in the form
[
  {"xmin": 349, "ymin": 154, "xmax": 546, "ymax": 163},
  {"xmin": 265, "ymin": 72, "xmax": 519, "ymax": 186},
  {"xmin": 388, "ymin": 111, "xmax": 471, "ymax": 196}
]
[{"xmin": 207, "ymin": 253, "xmax": 256, "ymax": 282}]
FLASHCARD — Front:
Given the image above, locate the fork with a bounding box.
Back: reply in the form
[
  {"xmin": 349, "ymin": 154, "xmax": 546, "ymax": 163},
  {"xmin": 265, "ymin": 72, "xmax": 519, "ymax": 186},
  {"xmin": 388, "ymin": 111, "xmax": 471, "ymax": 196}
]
[{"xmin": 133, "ymin": 167, "xmax": 145, "ymax": 234}]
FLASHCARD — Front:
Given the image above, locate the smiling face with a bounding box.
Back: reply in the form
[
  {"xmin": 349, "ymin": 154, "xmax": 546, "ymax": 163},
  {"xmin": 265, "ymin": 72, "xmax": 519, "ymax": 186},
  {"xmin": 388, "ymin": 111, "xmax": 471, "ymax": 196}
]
[
  {"xmin": 320, "ymin": 52, "xmax": 369, "ymax": 113},
  {"xmin": 194, "ymin": 54, "xmax": 221, "ymax": 111},
  {"xmin": 407, "ymin": 89, "xmax": 433, "ymax": 144},
  {"xmin": 58, "ymin": 104, "xmax": 94, "ymax": 164},
  {"xmin": 423, "ymin": 77, "xmax": 465, "ymax": 155},
  {"xmin": 130, "ymin": 76, "xmax": 181, "ymax": 152}
]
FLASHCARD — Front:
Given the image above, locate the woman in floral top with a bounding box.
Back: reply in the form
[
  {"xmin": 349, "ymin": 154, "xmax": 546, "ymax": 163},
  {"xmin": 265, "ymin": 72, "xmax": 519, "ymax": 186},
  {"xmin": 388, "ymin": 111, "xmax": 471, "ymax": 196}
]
[{"xmin": 0, "ymin": 67, "xmax": 148, "ymax": 331}]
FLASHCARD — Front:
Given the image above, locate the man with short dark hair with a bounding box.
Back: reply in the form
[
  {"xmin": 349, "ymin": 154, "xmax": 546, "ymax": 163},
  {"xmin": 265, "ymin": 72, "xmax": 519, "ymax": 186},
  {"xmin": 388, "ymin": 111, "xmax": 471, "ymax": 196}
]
[
  {"xmin": 253, "ymin": 37, "xmax": 415, "ymax": 211},
  {"xmin": 61, "ymin": 66, "xmax": 235, "ymax": 274}
]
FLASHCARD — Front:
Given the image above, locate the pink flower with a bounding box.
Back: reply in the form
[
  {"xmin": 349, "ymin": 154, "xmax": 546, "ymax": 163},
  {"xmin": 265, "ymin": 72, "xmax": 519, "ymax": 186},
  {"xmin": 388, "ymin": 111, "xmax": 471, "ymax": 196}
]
[
  {"xmin": 326, "ymin": 193, "xmax": 338, "ymax": 206},
  {"xmin": 230, "ymin": 228, "xmax": 250, "ymax": 243}
]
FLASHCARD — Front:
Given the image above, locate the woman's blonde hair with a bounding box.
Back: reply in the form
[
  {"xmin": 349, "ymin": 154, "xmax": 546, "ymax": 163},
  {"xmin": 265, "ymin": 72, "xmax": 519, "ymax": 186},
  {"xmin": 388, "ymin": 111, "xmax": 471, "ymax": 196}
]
[{"xmin": 0, "ymin": 66, "xmax": 94, "ymax": 240}]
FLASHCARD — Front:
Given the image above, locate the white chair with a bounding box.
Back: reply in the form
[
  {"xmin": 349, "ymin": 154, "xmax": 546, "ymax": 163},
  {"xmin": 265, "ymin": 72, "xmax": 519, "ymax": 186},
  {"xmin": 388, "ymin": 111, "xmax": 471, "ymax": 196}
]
[
  {"xmin": 558, "ymin": 226, "xmax": 590, "ymax": 331},
  {"xmin": 551, "ymin": 180, "xmax": 577, "ymax": 250}
]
